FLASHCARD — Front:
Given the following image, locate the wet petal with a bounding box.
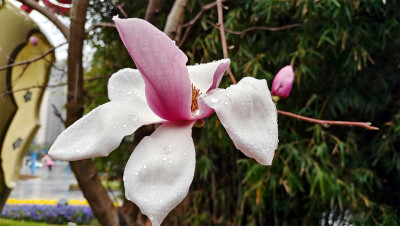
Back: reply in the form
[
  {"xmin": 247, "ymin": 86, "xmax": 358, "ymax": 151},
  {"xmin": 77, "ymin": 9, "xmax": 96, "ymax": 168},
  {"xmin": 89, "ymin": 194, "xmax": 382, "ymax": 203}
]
[
  {"xmin": 202, "ymin": 77, "xmax": 278, "ymax": 165},
  {"xmin": 187, "ymin": 59, "xmax": 230, "ymax": 94},
  {"xmin": 108, "ymin": 68, "xmax": 146, "ymax": 101},
  {"xmin": 124, "ymin": 121, "xmax": 195, "ymax": 226},
  {"xmin": 187, "ymin": 59, "xmax": 230, "ymax": 120},
  {"xmin": 49, "ymin": 99, "xmax": 163, "ymax": 161},
  {"xmin": 113, "ymin": 17, "xmax": 191, "ymax": 121}
]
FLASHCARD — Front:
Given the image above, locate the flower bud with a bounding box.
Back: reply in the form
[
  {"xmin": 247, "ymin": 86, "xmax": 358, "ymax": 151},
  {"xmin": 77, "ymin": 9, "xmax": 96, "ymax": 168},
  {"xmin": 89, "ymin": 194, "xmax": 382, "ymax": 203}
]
[
  {"xmin": 29, "ymin": 36, "xmax": 38, "ymax": 46},
  {"xmin": 271, "ymin": 65, "xmax": 294, "ymax": 99}
]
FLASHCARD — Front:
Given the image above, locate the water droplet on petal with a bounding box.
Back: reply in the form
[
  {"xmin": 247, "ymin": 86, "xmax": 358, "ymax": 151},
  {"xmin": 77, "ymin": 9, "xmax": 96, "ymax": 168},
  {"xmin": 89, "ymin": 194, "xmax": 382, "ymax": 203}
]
[
  {"xmin": 123, "ymin": 124, "xmax": 127, "ymax": 128},
  {"xmin": 132, "ymin": 115, "xmax": 138, "ymax": 121},
  {"xmin": 159, "ymin": 199, "xmax": 164, "ymax": 204},
  {"xmin": 127, "ymin": 91, "xmax": 132, "ymax": 95},
  {"xmin": 168, "ymin": 160, "xmax": 172, "ymax": 164},
  {"xmin": 224, "ymin": 101, "xmax": 229, "ymax": 105},
  {"xmin": 143, "ymin": 164, "xmax": 147, "ymax": 169},
  {"xmin": 183, "ymin": 152, "xmax": 187, "ymax": 156},
  {"xmin": 112, "ymin": 125, "xmax": 117, "ymax": 128},
  {"xmin": 210, "ymin": 97, "xmax": 219, "ymax": 103}
]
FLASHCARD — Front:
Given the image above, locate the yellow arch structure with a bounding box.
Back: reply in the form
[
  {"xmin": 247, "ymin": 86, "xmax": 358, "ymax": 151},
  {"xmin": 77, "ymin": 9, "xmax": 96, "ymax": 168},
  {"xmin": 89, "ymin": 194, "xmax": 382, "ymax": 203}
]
[{"xmin": 0, "ymin": 0, "xmax": 55, "ymax": 209}]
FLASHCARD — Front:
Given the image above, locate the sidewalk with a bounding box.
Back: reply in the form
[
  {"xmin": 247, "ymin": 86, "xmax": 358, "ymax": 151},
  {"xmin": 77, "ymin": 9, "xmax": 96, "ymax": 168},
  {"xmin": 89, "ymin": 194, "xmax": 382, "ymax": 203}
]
[{"xmin": 9, "ymin": 163, "xmax": 85, "ymax": 200}]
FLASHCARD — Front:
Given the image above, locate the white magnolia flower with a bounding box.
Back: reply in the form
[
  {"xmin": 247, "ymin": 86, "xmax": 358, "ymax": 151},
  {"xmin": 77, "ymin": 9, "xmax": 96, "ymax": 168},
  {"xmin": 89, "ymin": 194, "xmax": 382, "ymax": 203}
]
[{"xmin": 49, "ymin": 18, "xmax": 278, "ymax": 226}]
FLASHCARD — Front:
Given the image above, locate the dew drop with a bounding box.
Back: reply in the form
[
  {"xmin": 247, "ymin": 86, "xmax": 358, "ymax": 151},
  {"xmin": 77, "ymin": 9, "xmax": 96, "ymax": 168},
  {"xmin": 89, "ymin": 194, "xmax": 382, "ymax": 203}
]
[
  {"xmin": 224, "ymin": 101, "xmax": 229, "ymax": 105},
  {"xmin": 159, "ymin": 199, "xmax": 164, "ymax": 204},
  {"xmin": 172, "ymin": 40, "xmax": 176, "ymax": 45},
  {"xmin": 168, "ymin": 160, "xmax": 172, "ymax": 164},
  {"xmin": 210, "ymin": 97, "xmax": 219, "ymax": 103},
  {"xmin": 132, "ymin": 115, "xmax": 138, "ymax": 121},
  {"xmin": 123, "ymin": 124, "xmax": 127, "ymax": 128},
  {"xmin": 143, "ymin": 164, "xmax": 147, "ymax": 169},
  {"xmin": 162, "ymin": 157, "xmax": 167, "ymax": 161},
  {"xmin": 112, "ymin": 125, "xmax": 117, "ymax": 129},
  {"xmin": 127, "ymin": 91, "xmax": 132, "ymax": 95},
  {"xmin": 183, "ymin": 152, "xmax": 187, "ymax": 156}
]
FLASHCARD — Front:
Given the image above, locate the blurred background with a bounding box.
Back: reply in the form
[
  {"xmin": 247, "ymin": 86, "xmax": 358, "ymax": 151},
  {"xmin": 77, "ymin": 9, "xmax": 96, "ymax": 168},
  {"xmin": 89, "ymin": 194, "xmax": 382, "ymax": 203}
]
[{"xmin": 0, "ymin": 0, "xmax": 399, "ymax": 225}]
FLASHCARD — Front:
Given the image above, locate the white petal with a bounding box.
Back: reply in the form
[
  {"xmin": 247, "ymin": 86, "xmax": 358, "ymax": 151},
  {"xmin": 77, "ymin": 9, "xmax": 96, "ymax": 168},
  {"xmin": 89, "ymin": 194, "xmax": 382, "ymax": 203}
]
[
  {"xmin": 124, "ymin": 121, "xmax": 195, "ymax": 226},
  {"xmin": 202, "ymin": 77, "xmax": 278, "ymax": 165},
  {"xmin": 49, "ymin": 99, "xmax": 163, "ymax": 161},
  {"xmin": 108, "ymin": 68, "xmax": 146, "ymax": 101},
  {"xmin": 187, "ymin": 59, "xmax": 230, "ymax": 94}
]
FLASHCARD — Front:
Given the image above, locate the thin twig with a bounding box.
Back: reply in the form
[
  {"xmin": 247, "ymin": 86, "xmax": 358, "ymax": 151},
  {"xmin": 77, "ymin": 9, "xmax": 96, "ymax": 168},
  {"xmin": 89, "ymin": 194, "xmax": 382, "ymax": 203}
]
[
  {"xmin": 86, "ymin": 22, "xmax": 116, "ymax": 32},
  {"xmin": 216, "ymin": 0, "xmax": 237, "ymax": 84},
  {"xmin": 206, "ymin": 20, "xmax": 301, "ymax": 36},
  {"xmin": 52, "ymin": 104, "xmax": 67, "ymax": 127},
  {"xmin": 0, "ymin": 42, "xmax": 67, "ymax": 71},
  {"xmin": 179, "ymin": 0, "xmax": 226, "ymax": 47},
  {"xmin": 277, "ymin": 110, "xmax": 379, "ymax": 130},
  {"xmin": 0, "ymin": 75, "xmax": 109, "ymax": 98},
  {"xmin": 116, "ymin": 3, "xmax": 128, "ymax": 18}
]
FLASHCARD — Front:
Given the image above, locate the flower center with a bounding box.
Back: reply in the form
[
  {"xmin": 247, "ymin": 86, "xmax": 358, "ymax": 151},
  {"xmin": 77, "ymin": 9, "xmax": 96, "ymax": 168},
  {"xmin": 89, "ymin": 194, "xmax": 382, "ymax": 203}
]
[{"xmin": 191, "ymin": 84, "xmax": 200, "ymax": 112}]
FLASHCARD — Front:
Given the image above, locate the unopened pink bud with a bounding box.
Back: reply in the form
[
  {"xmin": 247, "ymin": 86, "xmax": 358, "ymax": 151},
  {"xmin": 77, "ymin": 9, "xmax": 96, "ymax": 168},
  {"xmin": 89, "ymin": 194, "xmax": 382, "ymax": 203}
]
[
  {"xmin": 29, "ymin": 36, "xmax": 38, "ymax": 46},
  {"xmin": 271, "ymin": 65, "xmax": 294, "ymax": 99}
]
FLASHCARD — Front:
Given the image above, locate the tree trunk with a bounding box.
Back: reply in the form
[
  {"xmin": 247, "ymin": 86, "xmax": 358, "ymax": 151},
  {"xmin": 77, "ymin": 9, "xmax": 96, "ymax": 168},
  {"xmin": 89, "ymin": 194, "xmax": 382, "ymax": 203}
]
[{"xmin": 66, "ymin": 1, "xmax": 120, "ymax": 225}]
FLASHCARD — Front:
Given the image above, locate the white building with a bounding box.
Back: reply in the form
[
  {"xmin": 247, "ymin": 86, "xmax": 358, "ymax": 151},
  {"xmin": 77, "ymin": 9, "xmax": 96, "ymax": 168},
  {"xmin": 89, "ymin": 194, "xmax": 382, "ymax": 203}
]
[{"xmin": 34, "ymin": 61, "xmax": 67, "ymax": 147}]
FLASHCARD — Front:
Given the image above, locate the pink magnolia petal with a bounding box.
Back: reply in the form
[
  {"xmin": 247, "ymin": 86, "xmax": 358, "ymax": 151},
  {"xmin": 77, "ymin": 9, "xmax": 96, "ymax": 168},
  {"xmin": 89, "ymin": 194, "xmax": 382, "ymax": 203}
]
[
  {"xmin": 113, "ymin": 17, "xmax": 191, "ymax": 121},
  {"xmin": 124, "ymin": 121, "xmax": 196, "ymax": 226},
  {"xmin": 202, "ymin": 77, "xmax": 278, "ymax": 165},
  {"xmin": 49, "ymin": 99, "xmax": 163, "ymax": 161}
]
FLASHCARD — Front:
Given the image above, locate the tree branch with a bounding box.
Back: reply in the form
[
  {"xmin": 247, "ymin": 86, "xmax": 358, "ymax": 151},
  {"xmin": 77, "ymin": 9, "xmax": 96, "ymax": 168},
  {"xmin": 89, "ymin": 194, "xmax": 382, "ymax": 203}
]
[
  {"xmin": 179, "ymin": 0, "xmax": 226, "ymax": 47},
  {"xmin": 0, "ymin": 75, "xmax": 109, "ymax": 98},
  {"xmin": 0, "ymin": 43, "xmax": 67, "ymax": 71},
  {"xmin": 164, "ymin": 0, "xmax": 188, "ymax": 41},
  {"xmin": 86, "ymin": 22, "xmax": 116, "ymax": 33},
  {"xmin": 216, "ymin": 0, "xmax": 237, "ymax": 84},
  {"xmin": 206, "ymin": 20, "xmax": 301, "ymax": 36},
  {"xmin": 17, "ymin": 0, "xmax": 70, "ymax": 41},
  {"xmin": 116, "ymin": 3, "xmax": 128, "ymax": 18},
  {"xmin": 277, "ymin": 110, "xmax": 379, "ymax": 130},
  {"xmin": 51, "ymin": 104, "xmax": 66, "ymax": 127},
  {"xmin": 66, "ymin": 0, "xmax": 120, "ymax": 225},
  {"xmin": 145, "ymin": 0, "xmax": 163, "ymax": 26}
]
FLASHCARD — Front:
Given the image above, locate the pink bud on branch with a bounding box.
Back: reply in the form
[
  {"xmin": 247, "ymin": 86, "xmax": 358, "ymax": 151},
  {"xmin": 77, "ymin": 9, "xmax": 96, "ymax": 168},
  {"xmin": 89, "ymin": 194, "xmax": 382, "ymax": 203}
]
[{"xmin": 271, "ymin": 65, "xmax": 295, "ymax": 100}]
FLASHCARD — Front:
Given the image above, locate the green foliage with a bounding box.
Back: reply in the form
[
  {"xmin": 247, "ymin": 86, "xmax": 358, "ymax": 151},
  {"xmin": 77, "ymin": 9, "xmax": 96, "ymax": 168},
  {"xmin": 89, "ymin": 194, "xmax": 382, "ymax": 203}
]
[{"xmin": 85, "ymin": 0, "xmax": 400, "ymax": 224}]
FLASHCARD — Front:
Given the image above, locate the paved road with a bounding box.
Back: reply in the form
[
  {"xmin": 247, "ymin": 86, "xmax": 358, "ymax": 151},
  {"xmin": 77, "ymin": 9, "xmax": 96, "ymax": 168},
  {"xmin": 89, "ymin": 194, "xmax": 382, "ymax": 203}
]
[{"xmin": 10, "ymin": 162, "xmax": 85, "ymax": 200}]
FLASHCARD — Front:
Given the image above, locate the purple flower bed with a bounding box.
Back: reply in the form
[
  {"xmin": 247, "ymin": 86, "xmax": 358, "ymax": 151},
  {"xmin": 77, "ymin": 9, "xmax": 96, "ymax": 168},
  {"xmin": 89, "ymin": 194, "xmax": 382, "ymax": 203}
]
[{"xmin": 1, "ymin": 204, "xmax": 94, "ymax": 224}]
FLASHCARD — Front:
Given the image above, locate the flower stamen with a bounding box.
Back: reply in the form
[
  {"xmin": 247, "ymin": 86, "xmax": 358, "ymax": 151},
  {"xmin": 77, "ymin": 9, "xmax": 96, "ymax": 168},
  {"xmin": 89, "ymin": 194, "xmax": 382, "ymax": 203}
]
[{"xmin": 191, "ymin": 84, "xmax": 200, "ymax": 112}]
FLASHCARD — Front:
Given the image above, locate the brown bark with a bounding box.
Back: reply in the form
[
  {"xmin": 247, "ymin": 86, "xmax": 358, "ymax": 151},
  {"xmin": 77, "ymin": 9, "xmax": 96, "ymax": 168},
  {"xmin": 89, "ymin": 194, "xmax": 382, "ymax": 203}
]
[
  {"xmin": 145, "ymin": 0, "xmax": 163, "ymax": 27},
  {"xmin": 66, "ymin": 1, "xmax": 120, "ymax": 225},
  {"xmin": 164, "ymin": 0, "xmax": 188, "ymax": 41}
]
